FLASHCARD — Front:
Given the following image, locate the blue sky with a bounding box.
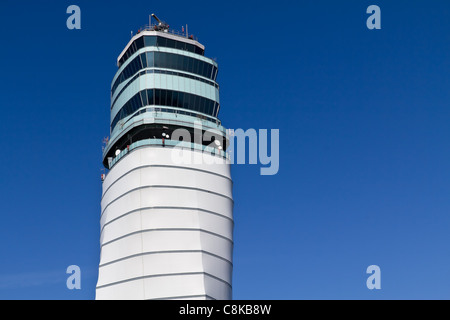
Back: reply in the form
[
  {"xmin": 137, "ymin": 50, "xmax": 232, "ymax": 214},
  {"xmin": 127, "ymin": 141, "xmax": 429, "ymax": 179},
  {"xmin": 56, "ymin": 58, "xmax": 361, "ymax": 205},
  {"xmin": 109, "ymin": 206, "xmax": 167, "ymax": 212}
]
[{"xmin": 0, "ymin": 0, "xmax": 450, "ymax": 299}]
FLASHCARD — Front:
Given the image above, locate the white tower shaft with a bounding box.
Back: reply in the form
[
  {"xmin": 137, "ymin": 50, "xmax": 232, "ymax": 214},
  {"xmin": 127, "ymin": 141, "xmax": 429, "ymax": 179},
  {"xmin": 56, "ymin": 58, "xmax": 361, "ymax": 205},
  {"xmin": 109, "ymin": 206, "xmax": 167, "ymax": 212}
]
[{"xmin": 96, "ymin": 147, "xmax": 233, "ymax": 300}]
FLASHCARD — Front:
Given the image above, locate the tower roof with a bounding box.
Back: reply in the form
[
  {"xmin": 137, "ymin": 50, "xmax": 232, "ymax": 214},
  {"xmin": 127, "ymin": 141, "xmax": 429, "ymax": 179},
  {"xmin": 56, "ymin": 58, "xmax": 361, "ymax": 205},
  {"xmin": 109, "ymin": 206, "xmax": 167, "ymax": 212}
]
[{"xmin": 118, "ymin": 29, "xmax": 205, "ymax": 67}]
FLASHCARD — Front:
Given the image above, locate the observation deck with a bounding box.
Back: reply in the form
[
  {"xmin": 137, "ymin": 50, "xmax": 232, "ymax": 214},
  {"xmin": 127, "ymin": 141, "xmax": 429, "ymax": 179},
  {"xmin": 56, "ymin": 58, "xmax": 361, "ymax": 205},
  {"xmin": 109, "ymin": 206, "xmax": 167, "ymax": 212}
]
[{"xmin": 102, "ymin": 18, "xmax": 227, "ymax": 169}]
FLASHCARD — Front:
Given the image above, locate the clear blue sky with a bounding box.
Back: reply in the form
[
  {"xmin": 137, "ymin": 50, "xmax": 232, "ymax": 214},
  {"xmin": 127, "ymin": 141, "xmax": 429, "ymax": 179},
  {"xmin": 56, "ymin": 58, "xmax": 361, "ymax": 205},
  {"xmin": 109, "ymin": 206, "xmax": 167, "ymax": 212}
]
[{"xmin": 1, "ymin": 0, "xmax": 450, "ymax": 299}]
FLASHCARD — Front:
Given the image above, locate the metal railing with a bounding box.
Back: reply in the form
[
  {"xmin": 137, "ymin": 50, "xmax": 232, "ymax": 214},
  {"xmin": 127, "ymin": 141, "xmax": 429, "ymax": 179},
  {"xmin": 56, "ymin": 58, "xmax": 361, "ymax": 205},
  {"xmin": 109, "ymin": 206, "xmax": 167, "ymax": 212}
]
[
  {"xmin": 103, "ymin": 110, "xmax": 226, "ymax": 161},
  {"xmin": 135, "ymin": 24, "xmax": 199, "ymax": 42}
]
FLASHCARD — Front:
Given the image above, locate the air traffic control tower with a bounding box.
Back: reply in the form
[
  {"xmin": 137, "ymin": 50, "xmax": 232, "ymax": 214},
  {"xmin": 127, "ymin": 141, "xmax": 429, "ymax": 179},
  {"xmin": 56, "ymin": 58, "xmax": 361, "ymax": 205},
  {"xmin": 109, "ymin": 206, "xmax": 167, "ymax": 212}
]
[{"xmin": 96, "ymin": 15, "xmax": 233, "ymax": 300}]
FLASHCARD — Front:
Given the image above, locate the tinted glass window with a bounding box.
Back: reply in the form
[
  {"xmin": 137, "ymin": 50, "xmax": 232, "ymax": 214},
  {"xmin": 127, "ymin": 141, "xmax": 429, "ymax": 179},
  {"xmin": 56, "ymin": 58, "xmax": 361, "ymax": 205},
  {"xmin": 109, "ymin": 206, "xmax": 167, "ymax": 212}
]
[
  {"xmin": 177, "ymin": 92, "xmax": 184, "ymax": 108},
  {"xmin": 205, "ymin": 64, "xmax": 212, "ymax": 79},
  {"xmin": 135, "ymin": 37, "xmax": 144, "ymax": 51},
  {"xmin": 144, "ymin": 36, "xmax": 156, "ymax": 47},
  {"xmin": 198, "ymin": 61, "xmax": 205, "ymax": 77},
  {"xmin": 119, "ymin": 36, "xmax": 205, "ymax": 67},
  {"xmin": 213, "ymin": 66, "xmax": 218, "ymax": 81},
  {"xmin": 166, "ymin": 38, "xmax": 176, "ymax": 49},
  {"xmin": 146, "ymin": 52, "xmax": 154, "ymax": 66},
  {"xmin": 154, "ymin": 89, "xmax": 161, "ymax": 105},
  {"xmin": 157, "ymin": 37, "xmax": 167, "ymax": 47},
  {"xmin": 141, "ymin": 90, "xmax": 148, "ymax": 105},
  {"xmin": 112, "ymin": 52, "xmax": 217, "ymax": 96},
  {"xmin": 195, "ymin": 46, "xmax": 203, "ymax": 55},
  {"xmin": 193, "ymin": 59, "xmax": 199, "ymax": 74},
  {"xmin": 154, "ymin": 52, "xmax": 161, "ymax": 68},
  {"xmin": 166, "ymin": 90, "xmax": 173, "ymax": 106},
  {"xmin": 176, "ymin": 40, "xmax": 185, "ymax": 50},
  {"xmin": 187, "ymin": 57, "xmax": 194, "ymax": 73},
  {"xmin": 186, "ymin": 43, "xmax": 194, "ymax": 53},
  {"xmin": 160, "ymin": 90, "xmax": 167, "ymax": 105},
  {"xmin": 172, "ymin": 91, "xmax": 178, "ymax": 107},
  {"xmin": 111, "ymin": 88, "xmax": 219, "ymax": 131},
  {"xmin": 147, "ymin": 89, "xmax": 154, "ymax": 105},
  {"xmin": 166, "ymin": 55, "xmax": 177, "ymax": 70},
  {"xmin": 140, "ymin": 54, "xmax": 147, "ymax": 68}
]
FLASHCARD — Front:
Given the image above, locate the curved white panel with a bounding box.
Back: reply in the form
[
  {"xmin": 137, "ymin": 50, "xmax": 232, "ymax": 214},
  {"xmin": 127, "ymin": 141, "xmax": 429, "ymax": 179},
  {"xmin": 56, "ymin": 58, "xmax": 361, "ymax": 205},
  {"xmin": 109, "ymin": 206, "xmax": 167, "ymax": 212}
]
[{"xmin": 96, "ymin": 146, "xmax": 233, "ymax": 300}]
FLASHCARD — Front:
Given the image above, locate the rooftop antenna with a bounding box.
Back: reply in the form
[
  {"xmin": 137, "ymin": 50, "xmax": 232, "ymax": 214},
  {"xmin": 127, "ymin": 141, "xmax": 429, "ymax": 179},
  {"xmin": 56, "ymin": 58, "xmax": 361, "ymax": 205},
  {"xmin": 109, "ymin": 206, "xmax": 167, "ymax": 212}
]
[
  {"xmin": 151, "ymin": 13, "xmax": 169, "ymax": 31},
  {"xmin": 102, "ymin": 136, "xmax": 109, "ymax": 153}
]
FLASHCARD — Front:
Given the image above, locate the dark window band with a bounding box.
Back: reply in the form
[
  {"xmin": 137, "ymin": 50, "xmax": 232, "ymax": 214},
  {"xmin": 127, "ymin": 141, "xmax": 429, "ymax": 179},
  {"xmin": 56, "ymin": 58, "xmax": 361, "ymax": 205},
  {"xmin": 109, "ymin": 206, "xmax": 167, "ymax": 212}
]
[
  {"xmin": 111, "ymin": 89, "xmax": 219, "ymax": 131},
  {"xmin": 111, "ymin": 69, "xmax": 219, "ymax": 110},
  {"xmin": 112, "ymin": 51, "xmax": 218, "ymax": 95},
  {"xmin": 119, "ymin": 35, "xmax": 205, "ymax": 67}
]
